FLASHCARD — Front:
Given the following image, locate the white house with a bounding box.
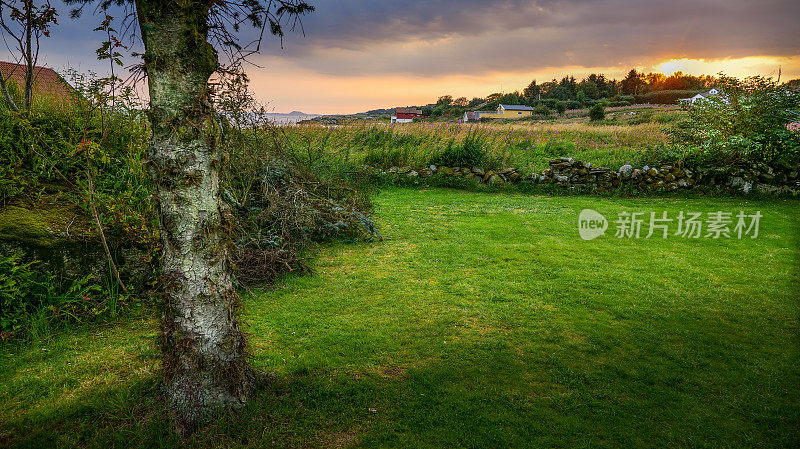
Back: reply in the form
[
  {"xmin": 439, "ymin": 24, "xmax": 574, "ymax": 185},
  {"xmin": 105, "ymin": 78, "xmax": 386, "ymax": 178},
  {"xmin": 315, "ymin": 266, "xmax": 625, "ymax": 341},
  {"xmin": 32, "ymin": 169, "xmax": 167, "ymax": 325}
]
[{"xmin": 680, "ymin": 88, "xmax": 726, "ymax": 105}]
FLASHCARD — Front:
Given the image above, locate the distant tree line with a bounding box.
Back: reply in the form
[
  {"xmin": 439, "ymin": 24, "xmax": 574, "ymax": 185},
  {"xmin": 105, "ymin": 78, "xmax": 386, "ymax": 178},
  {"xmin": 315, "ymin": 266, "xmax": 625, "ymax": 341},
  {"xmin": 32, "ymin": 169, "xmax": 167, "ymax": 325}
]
[{"xmin": 419, "ymin": 69, "xmax": 770, "ymax": 119}]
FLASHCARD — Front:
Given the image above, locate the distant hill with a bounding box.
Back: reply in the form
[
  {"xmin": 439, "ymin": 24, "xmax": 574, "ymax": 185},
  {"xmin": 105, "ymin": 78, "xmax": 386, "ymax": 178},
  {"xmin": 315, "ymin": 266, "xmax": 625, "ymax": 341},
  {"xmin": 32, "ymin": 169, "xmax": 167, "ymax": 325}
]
[
  {"xmin": 337, "ymin": 104, "xmax": 433, "ymax": 118},
  {"xmin": 362, "ymin": 108, "xmax": 394, "ymax": 116}
]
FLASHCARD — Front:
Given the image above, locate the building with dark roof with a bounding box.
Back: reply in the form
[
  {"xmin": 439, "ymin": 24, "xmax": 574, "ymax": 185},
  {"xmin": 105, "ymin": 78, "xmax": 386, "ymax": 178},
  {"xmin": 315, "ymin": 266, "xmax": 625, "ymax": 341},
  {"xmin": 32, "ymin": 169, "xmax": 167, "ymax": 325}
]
[
  {"xmin": 464, "ymin": 104, "xmax": 535, "ymax": 122},
  {"xmin": 498, "ymin": 104, "xmax": 535, "ymax": 112},
  {"xmin": 0, "ymin": 61, "xmax": 75, "ymax": 103}
]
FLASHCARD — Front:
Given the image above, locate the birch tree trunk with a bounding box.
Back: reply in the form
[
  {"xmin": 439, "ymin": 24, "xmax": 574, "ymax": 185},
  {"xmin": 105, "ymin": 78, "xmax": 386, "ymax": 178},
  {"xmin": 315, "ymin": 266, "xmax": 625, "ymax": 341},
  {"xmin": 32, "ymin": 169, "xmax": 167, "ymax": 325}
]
[{"xmin": 134, "ymin": 0, "xmax": 255, "ymax": 429}]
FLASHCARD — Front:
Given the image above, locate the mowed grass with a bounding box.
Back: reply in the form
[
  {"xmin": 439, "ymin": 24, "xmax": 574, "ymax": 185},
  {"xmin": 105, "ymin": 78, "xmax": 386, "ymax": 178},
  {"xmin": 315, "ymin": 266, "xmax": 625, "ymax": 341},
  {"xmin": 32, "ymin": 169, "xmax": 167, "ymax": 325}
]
[{"xmin": 1, "ymin": 188, "xmax": 798, "ymax": 448}]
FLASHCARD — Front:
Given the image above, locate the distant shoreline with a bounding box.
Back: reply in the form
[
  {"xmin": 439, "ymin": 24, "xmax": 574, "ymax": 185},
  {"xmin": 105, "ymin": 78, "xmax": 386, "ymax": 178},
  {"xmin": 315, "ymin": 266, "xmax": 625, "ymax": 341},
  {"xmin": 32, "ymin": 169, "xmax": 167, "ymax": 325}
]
[{"xmin": 260, "ymin": 112, "xmax": 321, "ymax": 125}]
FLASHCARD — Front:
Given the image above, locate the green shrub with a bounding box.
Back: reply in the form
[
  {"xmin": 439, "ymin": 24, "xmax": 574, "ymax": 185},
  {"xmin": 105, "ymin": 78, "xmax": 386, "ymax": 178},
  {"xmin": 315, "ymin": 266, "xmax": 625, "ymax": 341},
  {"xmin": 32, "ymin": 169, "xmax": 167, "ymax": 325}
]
[
  {"xmin": 532, "ymin": 104, "xmax": 550, "ymax": 116},
  {"xmin": 0, "ymin": 252, "xmax": 104, "ymax": 340},
  {"xmin": 589, "ymin": 104, "xmax": 606, "ymax": 121},
  {"xmin": 0, "ymin": 72, "xmax": 156, "ymax": 246},
  {"xmin": 431, "ymin": 130, "xmax": 488, "ymax": 167},
  {"xmin": 541, "ymin": 99, "xmax": 558, "ymax": 109},
  {"xmin": 220, "ymin": 122, "xmax": 378, "ymax": 285},
  {"xmin": 668, "ymin": 75, "xmax": 800, "ymax": 167},
  {"xmin": 0, "ymin": 71, "xmax": 161, "ymax": 341},
  {"xmin": 205, "ymin": 75, "xmax": 383, "ymax": 285}
]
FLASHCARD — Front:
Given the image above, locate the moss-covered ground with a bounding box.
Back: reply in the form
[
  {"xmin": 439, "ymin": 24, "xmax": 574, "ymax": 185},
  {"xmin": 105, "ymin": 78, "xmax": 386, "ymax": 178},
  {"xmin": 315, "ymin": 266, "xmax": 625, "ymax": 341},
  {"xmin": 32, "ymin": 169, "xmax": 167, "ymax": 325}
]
[{"xmin": 0, "ymin": 195, "xmax": 94, "ymax": 247}]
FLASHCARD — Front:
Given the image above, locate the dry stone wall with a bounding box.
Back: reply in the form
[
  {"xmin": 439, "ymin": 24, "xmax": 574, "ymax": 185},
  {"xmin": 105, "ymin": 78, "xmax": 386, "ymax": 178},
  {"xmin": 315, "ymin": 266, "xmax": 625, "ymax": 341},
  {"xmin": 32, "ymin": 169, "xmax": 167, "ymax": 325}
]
[{"xmin": 380, "ymin": 158, "xmax": 800, "ymax": 195}]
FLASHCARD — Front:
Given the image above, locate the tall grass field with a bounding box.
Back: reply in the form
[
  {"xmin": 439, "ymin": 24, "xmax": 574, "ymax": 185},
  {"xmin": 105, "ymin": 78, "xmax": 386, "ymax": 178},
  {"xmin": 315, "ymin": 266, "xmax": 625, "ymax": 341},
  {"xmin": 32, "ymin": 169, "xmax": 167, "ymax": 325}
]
[{"xmin": 278, "ymin": 120, "xmax": 672, "ymax": 174}]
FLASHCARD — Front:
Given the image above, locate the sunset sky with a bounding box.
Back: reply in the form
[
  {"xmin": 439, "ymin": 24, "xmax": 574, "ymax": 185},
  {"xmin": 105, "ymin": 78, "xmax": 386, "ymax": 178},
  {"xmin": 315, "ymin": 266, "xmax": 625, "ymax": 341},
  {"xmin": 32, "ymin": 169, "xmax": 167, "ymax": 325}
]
[{"xmin": 8, "ymin": 0, "xmax": 800, "ymax": 114}]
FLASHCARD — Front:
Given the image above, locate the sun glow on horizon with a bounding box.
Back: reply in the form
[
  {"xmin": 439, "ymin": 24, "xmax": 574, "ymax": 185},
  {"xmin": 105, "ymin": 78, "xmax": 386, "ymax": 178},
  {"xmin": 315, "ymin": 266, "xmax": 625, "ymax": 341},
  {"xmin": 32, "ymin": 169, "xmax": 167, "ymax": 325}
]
[
  {"xmin": 654, "ymin": 56, "xmax": 797, "ymax": 79},
  {"xmin": 243, "ymin": 55, "xmax": 800, "ymax": 114}
]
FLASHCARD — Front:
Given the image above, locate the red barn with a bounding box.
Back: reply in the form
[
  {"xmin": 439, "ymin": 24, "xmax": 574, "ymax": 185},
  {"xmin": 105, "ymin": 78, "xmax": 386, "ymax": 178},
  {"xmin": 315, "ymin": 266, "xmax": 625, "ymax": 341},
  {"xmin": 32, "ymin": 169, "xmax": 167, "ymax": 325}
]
[{"xmin": 391, "ymin": 107, "xmax": 423, "ymax": 123}]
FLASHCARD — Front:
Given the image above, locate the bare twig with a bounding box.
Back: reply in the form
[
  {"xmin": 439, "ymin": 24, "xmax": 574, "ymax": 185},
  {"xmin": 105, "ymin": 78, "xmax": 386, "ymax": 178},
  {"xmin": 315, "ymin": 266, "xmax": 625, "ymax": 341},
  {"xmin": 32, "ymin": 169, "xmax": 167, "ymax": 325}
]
[
  {"xmin": 86, "ymin": 159, "xmax": 127, "ymax": 294},
  {"xmin": 65, "ymin": 215, "xmax": 75, "ymax": 237}
]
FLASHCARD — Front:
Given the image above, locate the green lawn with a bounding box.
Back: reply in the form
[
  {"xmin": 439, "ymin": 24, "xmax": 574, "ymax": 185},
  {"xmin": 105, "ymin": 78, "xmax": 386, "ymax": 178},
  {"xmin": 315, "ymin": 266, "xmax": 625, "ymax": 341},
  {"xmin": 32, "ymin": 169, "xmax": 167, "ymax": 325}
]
[{"xmin": 1, "ymin": 188, "xmax": 799, "ymax": 448}]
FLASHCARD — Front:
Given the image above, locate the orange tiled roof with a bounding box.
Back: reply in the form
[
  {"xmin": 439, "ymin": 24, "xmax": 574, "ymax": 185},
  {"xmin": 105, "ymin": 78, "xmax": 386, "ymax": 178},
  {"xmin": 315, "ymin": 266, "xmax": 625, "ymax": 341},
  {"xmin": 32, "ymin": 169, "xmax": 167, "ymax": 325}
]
[{"xmin": 0, "ymin": 61, "xmax": 74, "ymax": 99}]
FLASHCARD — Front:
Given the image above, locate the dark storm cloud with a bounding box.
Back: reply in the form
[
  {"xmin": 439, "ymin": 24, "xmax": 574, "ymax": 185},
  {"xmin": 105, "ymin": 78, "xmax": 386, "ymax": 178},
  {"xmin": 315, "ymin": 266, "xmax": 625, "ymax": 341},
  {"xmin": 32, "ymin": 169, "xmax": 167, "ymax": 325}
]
[
  {"xmin": 256, "ymin": 0, "xmax": 557, "ymax": 53},
  {"xmin": 12, "ymin": 0, "xmax": 800, "ymax": 78},
  {"xmin": 251, "ymin": 0, "xmax": 800, "ymax": 76}
]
